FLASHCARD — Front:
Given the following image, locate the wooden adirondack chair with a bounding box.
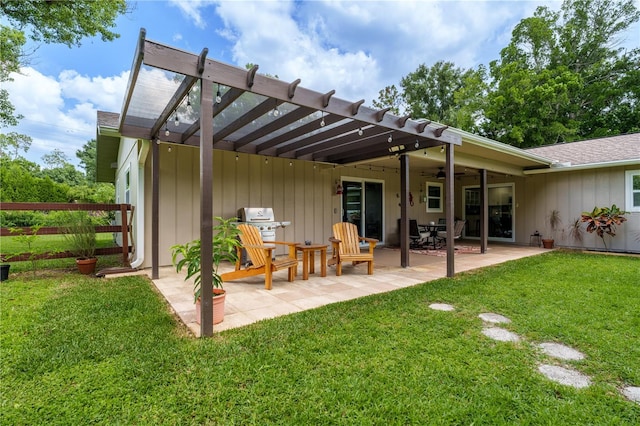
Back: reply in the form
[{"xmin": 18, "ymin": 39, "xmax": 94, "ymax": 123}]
[
  {"xmin": 328, "ymin": 222, "xmax": 378, "ymax": 276},
  {"xmin": 220, "ymin": 224, "xmax": 298, "ymax": 290}
]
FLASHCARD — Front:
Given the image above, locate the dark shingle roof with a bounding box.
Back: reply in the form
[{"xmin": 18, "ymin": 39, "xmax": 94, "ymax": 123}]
[{"xmin": 526, "ymin": 133, "xmax": 640, "ymax": 166}]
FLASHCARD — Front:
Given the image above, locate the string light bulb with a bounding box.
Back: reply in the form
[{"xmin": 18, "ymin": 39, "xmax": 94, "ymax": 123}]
[
  {"xmin": 440, "ymin": 145, "xmax": 445, "ymax": 153},
  {"xmin": 358, "ymin": 127, "xmax": 363, "ymax": 136},
  {"xmin": 415, "ymin": 140, "xmax": 420, "ymax": 148},
  {"xmin": 167, "ymin": 146, "xmax": 172, "ymax": 153},
  {"xmin": 235, "ymin": 154, "xmax": 239, "ymax": 161},
  {"xmin": 174, "ymin": 113, "xmax": 179, "ymax": 126},
  {"xmin": 164, "ymin": 123, "xmax": 170, "ymax": 137},
  {"xmin": 186, "ymin": 91, "xmax": 192, "ymax": 113},
  {"xmin": 388, "ymin": 134, "xmax": 393, "ymax": 143},
  {"xmin": 273, "ymin": 105, "xmax": 280, "ymax": 117},
  {"xmin": 215, "ymin": 84, "xmax": 222, "ymax": 104},
  {"xmin": 264, "ymin": 157, "xmax": 268, "ymax": 164},
  {"xmin": 320, "ymin": 111, "xmax": 325, "ymax": 127}
]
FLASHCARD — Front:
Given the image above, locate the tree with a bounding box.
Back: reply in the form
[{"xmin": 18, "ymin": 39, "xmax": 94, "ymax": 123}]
[
  {"xmin": 0, "ymin": 132, "xmax": 32, "ymax": 160},
  {"xmin": 0, "ymin": 1, "xmax": 129, "ymax": 163},
  {"xmin": 0, "ymin": 0, "xmax": 129, "ymax": 48},
  {"xmin": 374, "ymin": 61, "xmax": 486, "ymax": 131},
  {"xmin": 76, "ymin": 139, "xmax": 97, "ymax": 182},
  {"xmin": 485, "ymin": 0, "xmax": 640, "ymax": 146}
]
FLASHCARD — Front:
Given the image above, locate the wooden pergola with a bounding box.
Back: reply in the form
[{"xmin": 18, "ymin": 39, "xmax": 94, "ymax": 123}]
[{"xmin": 116, "ymin": 29, "xmax": 475, "ymax": 336}]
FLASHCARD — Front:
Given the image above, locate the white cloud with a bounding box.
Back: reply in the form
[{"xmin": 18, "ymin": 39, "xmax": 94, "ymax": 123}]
[
  {"xmin": 169, "ymin": 0, "xmax": 208, "ymax": 29},
  {"xmin": 5, "ymin": 67, "xmax": 129, "ymax": 165}
]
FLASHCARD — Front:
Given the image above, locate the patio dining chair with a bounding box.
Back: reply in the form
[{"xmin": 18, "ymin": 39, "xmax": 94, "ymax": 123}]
[
  {"xmin": 436, "ymin": 220, "xmax": 466, "ymax": 247},
  {"xmin": 220, "ymin": 224, "xmax": 298, "ymax": 290},
  {"xmin": 328, "ymin": 222, "xmax": 378, "ymax": 276}
]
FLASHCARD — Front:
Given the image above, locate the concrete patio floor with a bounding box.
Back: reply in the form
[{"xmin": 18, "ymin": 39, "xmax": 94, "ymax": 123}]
[{"xmin": 146, "ymin": 242, "xmax": 547, "ymax": 336}]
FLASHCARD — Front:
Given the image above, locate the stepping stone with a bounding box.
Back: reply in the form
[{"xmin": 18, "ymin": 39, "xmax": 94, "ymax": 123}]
[
  {"xmin": 538, "ymin": 342, "xmax": 585, "ymax": 361},
  {"xmin": 479, "ymin": 313, "xmax": 511, "ymax": 324},
  {"xmin": 621, "ymin": 386, "xmax": 640, "ymax": 404},
  {"xmin": 538, "ymin": 364, "xmax": 591, "ymax": 389},
  {"xmin": 482, "ymin": 327, "xmax": 520, "ymax": 342},
  {"xmin": 429, "ymin": 303, "xmax": 455, "ymax": 311}
]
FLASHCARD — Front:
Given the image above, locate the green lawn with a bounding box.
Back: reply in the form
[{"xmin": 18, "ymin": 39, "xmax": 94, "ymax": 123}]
[
  {"xmin": 1, "ymin": 233, "xmax": 115, "ymax": 255},
  {"xmin": 1, "ymin": 251, "xmax": 638, "ymax": 424}
]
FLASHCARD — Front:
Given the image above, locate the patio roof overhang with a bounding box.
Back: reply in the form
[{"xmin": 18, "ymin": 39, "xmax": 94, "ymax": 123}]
[{"xmin": 115, "ymin": 29, "xmax": 462, "ymax": 165}]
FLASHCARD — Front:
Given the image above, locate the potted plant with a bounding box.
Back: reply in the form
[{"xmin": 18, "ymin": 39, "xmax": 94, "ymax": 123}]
[
  {"xmin": 61, "ymin": 211, "xmax": 98, "ymax": 274},
  {"xmin": 580, "ymin": 204, "xmax": 628, "ymax": 251},
  {"xmin": 171, "ymin": 217, "xmax": 241, "ymax": 325},
  {"xmin": 541, "ymin": 209, "xmax": 561, "ymax": 249}
]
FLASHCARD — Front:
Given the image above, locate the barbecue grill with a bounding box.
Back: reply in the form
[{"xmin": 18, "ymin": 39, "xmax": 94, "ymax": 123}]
[{"xmin": 236, "ymin": 207, "xmax": 291, "ymax": 243}]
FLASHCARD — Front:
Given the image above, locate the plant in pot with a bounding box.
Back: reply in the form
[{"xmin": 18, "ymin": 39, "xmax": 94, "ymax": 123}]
[
  {"xmin": 171, "ymin": 217, "xmax": 241, "ymax": 325},
  {"xmin": 541, "ymin": 209, "xmax": 561, "ymax": 249},
  {"xmin": 61, "ymin": 211, "xmax": 98, "ymax": 274},
  {"xmin": 580, "ymin": 204, "xmax": 628, "ymax": 252}
]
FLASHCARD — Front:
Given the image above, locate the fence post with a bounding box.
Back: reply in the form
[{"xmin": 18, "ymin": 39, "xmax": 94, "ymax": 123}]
[{"xmin": 121, "ymin": 204, "xmax": 129, "ymax": 265}]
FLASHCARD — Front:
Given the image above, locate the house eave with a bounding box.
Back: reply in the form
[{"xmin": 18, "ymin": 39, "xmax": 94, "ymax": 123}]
[{"xmin": 523, "ymin": 158, "xmax": 640, "ymax": 174}]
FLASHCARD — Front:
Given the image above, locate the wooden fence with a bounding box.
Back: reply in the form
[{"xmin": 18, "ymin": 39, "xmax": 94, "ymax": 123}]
[{"xmin": 0, "ymin": 202, "xmax": 133, "ymax": 265}]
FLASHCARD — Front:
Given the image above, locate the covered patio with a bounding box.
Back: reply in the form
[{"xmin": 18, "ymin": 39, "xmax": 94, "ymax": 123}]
[
  {"xmin": 144, "ymin": 243, "xmax": 547, "ymax": 336},
  {"xmin": 98, "ymin": 29, "xmax": 551, "ymax": 336}
]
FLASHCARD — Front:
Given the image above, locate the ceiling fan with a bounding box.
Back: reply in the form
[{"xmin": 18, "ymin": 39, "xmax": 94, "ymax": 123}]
[{"xmin": 426, "ymin": 167, "xmax": 466, "ymax": 179}]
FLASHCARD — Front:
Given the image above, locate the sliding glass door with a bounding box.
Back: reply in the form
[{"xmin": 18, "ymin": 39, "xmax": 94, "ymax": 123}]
[
  {"xmin": 463, "ymin": 183, "xmax": 514, "ymax": 242},
  {"xmin": 342, "ymin": 178, "xmax": 384, "ymax": 242}
]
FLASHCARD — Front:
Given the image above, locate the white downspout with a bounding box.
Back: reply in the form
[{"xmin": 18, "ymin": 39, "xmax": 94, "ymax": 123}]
[{"xmin": 129, "ymin": 139, "xmax": 149, "ymax": 268}]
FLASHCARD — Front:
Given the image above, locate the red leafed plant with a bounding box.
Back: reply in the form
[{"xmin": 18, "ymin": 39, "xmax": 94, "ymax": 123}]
[{"xmin": 580, "ymin": 204, "xmax": 628, "ymax": 251}]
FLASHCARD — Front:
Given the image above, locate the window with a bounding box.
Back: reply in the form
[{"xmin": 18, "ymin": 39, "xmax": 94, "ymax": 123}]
[
  {"xmin": 626, "ymin": 170, "xmax": 640, "ymax": 212},
  {"xmin": 125, "ymin": 167, "xmax": 131, "ymax": 204},
  {"xmin": 425, "ymin": 181, "xmax": 443, "ymax": 213}
]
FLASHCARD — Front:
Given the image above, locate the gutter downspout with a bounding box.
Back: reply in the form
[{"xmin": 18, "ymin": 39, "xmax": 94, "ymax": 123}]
[{"xmin": 129, "ymin": 139, "xmax": 149, "ymax": 268}]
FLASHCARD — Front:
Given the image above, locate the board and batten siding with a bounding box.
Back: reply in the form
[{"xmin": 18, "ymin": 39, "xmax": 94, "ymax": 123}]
[
  {"xmin": 133, "ymin": 145, "xmax": 455, "ymax": 267},
  {"xmin": 521, "ymin": 166, "xmax": 639, "ymax": 253}
]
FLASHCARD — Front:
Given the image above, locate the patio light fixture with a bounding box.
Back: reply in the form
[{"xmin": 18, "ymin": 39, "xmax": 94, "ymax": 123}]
[{"xmin": 215, "ymin": 84, "xmax": 222, "ymax": 104}]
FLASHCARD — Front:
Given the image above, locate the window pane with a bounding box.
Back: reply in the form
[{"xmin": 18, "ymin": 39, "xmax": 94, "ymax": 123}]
[
  {"xmin": 634, "ymin": 192, "xmax": 640, "ymax": 207},
  {"xmin": 633, "ymin": 175, "xmax": 640, "ymax": 191},
  {"xmin": 428, "ymin": 198, "xmax": 440, "ymax": 209},
  {"xmin": 428, "ymin": 186, "xmax": 440, "ymax": 197}
]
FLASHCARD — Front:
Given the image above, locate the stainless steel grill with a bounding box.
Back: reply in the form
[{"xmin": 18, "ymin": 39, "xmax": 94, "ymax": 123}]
[{"xmin": 236, "ymin": 207, "xmax": 291, "ymax": 243}]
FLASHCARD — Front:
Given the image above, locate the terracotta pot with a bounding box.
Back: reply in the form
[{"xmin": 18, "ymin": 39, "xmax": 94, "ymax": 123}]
[
  {"xmin": 541, "ymin": 239, "xmax": 554, "ymax": 249},
  {"xmin": 195, "ymin": 289, "xmax": 226, "ymax": 324},
  {"xmin": 76, "ymin": 257, "xmax": 98, "ymax": 274}
]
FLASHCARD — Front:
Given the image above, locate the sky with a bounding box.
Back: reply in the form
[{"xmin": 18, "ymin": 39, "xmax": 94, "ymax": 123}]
[{"xmin": 3, "ymin": 0, "xmax": 639, "ymax": 168}]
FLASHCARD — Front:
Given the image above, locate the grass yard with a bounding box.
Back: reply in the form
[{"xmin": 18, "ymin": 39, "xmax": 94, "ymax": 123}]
[{"xmin": 1, "ymin": 251, "xmax": 639, "ymax": 424}]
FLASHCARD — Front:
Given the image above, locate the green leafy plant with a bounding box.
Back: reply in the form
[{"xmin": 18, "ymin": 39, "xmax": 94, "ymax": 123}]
[
  {"xmin": 171, "ymin": 217, "xmax": 241, "ymax": 303},
  {"xmin": 580, "ymin": 204, "xmax": 628, "ymax": 251},
  {"xmin": 60, "ymin": 211, "xmax": 97, "ymax": 259}
]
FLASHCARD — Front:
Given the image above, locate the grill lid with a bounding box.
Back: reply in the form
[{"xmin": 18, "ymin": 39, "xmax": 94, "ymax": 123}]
[{"xmin": 238, "ymin": 207, "xmax": 275, "ymax": 222}]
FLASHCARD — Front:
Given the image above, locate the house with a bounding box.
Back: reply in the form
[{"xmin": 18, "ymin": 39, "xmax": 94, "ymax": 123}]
[{"xmin": 96, "ymin": 31, "xmax": 640, "ymax": 278}]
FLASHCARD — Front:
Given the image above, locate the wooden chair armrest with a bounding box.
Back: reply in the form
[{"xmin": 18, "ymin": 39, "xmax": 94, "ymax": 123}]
[
  {"xmin": 329, "ymin": 237, "xmax": 342, "ymax": 243},
  {"xmin": 243, "ymin": 244, "xmax": 274, "ymax": 253}
]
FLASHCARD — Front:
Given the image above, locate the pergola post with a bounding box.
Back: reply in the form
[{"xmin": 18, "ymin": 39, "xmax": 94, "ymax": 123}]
[
  {"xmin": 480, "ymin": 169, "xmax": 488, "ymax": 254},
  {"xmin": 400, "ymin": 154, "xmax": 410, "ymax": 267},
  {"xmin": 151, "ymin": 138, "xmax": 159, "ymax": 280},
  {"xmin": 199, "ymin": 79, "xmax": 214, "ymax": 336},
  {"xmin": 445, "ymin": 144, "xmax": 455, "ymax": 277}
]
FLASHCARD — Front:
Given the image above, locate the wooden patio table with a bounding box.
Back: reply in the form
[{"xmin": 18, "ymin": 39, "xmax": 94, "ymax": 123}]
[{"xmin": 295, "ymin": 243, "xmax": 328, "ymax": 280}]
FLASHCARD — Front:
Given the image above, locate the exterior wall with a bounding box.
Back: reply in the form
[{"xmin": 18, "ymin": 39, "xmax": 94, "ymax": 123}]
[
  {"xmin": 137, "ymin": 144, "xmax": 477, "ymax": 268},
  {"xmin": 113, "ymin": 137, "xmax": 141, "ymax": 246},
  {"xmin": 520, "ymin": 166, "xmax": 640, "ymax": 253},
  {"xmin": 130, "ymin": 144, "xmax": 639, "ymax": 269}
]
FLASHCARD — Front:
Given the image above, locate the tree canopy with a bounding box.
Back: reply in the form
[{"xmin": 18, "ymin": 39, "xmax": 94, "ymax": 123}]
[{"xmin": 376, "ymin": 0, "xmax": 640, "ymax": 147}]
